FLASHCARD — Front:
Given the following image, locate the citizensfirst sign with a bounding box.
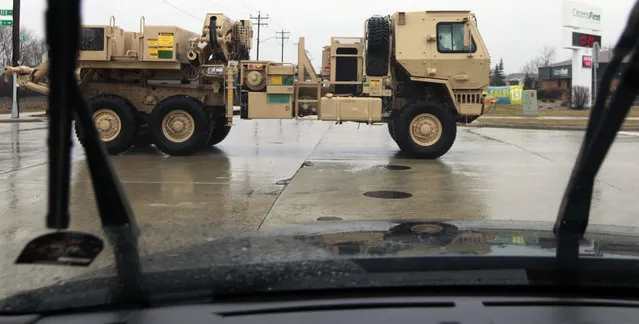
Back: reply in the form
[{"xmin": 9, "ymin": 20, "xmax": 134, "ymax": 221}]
[{"xmin": 562, "ymin": 1, "xmax": 602, "ymax": 31}]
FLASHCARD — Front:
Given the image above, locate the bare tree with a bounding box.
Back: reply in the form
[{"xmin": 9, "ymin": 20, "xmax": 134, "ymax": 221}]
[
  {"xmin": 0, "ymin": 27, "xmax": 12, "ymax": 67},
  {"xmin": 521, "ymin": 45, "xmax": 557, "ymax": 75},
  {"xmin": 538, "ymin": 45, "xmax": 557, "ymax": 67},
  {"xmin": 570, "ymin": 86, "xmax": 590, "ymax": 109},
  {"xmin": 522, "ymin": 60, "xmax": 537, "ymax": 75},
  {"xmin": 18, "ymin": 29, "xmax": 47, "ymax": 67},
  {"xmin": 0, "ymin": 27, "xmax": 46, "ymax": 68}
]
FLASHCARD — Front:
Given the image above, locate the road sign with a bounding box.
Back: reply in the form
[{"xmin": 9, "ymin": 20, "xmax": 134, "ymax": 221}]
[
  {"xmin": 19, "ymin": 35, "xmax": 25, "ymax": 41},
  {"xmin": 592, "ymin": 42, "xmax": 600, "ymax": 68},
  {"xmin": 0, "ymin": 20, "xmax": 12, "ymax": 26},
  {"xmin": 0, "ymin": 9, "xmax": 12, "ymax": 16}
]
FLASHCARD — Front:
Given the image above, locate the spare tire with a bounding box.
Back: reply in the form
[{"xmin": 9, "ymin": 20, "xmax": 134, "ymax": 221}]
[{"xmin": 366, "ymin": 16, "xmax": 390, "ymax": 77}]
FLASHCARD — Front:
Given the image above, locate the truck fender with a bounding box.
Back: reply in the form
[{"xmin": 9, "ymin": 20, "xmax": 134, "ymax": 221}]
[{"xmin": 409, "ymin": 77, "xmax": 457, "ymax": 112}]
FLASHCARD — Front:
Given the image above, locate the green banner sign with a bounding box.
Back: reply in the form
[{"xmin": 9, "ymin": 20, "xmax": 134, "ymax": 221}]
[
  {"xmin": 487, "ymin": 85, "xmax": 524, "ymax": 105},
  {"xmin": 0, "ymin": 9, "xmax": 13, "ymax": 16},
  {"xmin": 0, "ymin": 20, "xmax": 13, "ymax": 26}
]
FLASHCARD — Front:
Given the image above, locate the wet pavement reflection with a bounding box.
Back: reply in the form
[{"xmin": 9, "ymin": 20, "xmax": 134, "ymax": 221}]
[{"xmin": 1, "ymin": 118, "xmax": 639, "ymax": 297}]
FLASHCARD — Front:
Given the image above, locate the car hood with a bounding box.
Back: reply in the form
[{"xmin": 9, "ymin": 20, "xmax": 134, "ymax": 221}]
[
  {"xmin": 253, "ymin": 219, "xmax": 639, "ymax": 259},
  {"xmin": 3, "ymin": 219, "xmax": 639, "ymax": 313},
  {"xmin": 90, "ymin": 219, "xmax": 639, "ymax": 276}
]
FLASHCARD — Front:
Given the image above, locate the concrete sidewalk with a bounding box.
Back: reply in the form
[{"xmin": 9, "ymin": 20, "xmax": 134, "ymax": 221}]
[{"xmin": 0, "ymin": 112, "xmax": 47, "ymax": 123}]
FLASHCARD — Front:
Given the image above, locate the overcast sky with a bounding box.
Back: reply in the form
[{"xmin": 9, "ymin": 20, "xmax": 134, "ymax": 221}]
[{"xmin": 7, "ymin": 0, "xmax": 636, "ymax": 74}]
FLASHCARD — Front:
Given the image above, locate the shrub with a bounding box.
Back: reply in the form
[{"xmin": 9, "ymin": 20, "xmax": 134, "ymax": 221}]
[
  {"xmin": 569, "ymin": 86, "xmax": 590, "ymax": 110},
  {"xmin": 538, "ymin": 88, "xmax": 563, "ymax": 101}
]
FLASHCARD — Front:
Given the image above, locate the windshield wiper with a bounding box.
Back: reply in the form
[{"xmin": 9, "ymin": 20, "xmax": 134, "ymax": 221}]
[
  {"xmin": 45, "ymin": 0, "xmax": 143, "ymax": 304},
  {"xmin": 554, "ymin": 0, "xmax": 639, "ymax": 262}
]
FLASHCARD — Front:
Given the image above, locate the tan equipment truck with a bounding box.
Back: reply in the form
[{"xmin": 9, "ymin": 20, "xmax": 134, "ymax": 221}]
[{"xmin": 6, "ymin": 11, "xmax": 491, "ymax": 158}]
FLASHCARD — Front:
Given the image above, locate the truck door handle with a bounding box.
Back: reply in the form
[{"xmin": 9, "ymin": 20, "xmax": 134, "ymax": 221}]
[{"xmin": 454, "ymin": 74, "xmax": 469, "ymax": 81}]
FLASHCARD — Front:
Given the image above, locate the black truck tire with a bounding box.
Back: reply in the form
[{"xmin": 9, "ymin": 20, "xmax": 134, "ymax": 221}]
[
  {"xmin": 75, "ymin": 94, "xmax": 138, "ymax": 155},
  {"xmin": 149, "ymin": 96, "xmax": 210, "ymax": 156},
  {"xmin": 387, "ymin": 117, "xmax": 397, "ymax": 143},
  {"xmin": 394, "ymin": 101, "xmax": 457, "ymax": 159},
  {"xmin": 366, "ymin": 16, "xmax": 390, "ymax": 77},
  {"xmin": 207, "ymin": 117, "xmax": 232, "ymax": 146}
]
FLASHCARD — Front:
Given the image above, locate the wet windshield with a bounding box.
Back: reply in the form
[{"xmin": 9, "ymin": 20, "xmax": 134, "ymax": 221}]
[{"xmin": 1, "ymin": 0, "xmax": 639, "ymax": 313}]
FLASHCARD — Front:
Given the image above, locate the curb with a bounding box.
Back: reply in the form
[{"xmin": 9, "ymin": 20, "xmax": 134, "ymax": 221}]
[
  {"xmin": 465, "ymin": 123, "xmax": 639, "ymax": 132},
  {"xmin": 0, "ymin": 118, "xmax": 45, "ymax": 123}
]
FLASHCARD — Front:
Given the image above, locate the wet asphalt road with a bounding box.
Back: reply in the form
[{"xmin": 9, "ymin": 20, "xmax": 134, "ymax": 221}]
[{"xmin": 1, "ymin": 118, "xmax": 639, "ymax": 297}]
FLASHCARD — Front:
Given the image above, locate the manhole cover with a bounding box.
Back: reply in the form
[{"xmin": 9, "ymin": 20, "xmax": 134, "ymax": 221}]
[
  {"xmin": 363, "ymin": 191, "xmax": 412, "ymax": 199},
  {"xmin": 376, "ymin": 165, "xmax": 411, "ymax": 171},
  {"xmin": 316, "ymin": 216, "xmax": 343, "ymax": 221}
]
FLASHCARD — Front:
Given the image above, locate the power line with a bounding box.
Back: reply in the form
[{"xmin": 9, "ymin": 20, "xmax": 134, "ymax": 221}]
[
  {"xmin": 276, "ymin": 30, "xmax": 290, "ymax": 63},
  {"xmin": 259, "ymin": 36, "xmax": 277, "ymax": 44},
  {"xmin": 250, "ymin": 11, "xmax": 269, "ymax": 60},
  {"xmin": 233, "ymin": 0, "xmax": 258, "ymax": 12},
  {"xmin": 210, "ymin": 0, "xmax": 247, "ymax": 17},
  {"xmin": 160, "ymin": 0, "xmax": 201, "ymax": 22}
]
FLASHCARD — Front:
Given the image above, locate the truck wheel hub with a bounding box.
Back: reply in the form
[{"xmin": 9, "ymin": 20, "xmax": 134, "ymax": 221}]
[
  {"xmin": 162, "ymin": 110, "xmax": 195, "ymax": 143},
  {"xmin": 93, "ymin": 109, "xmax": 121, "ymax": 142},
  {"xmin": 410, "ymin": 113, "xmax": 442, "ymax": 146}
]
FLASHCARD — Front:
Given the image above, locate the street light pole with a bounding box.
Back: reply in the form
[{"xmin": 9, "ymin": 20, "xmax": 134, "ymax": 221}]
[
  {"xmin": 11, "ymin": 0, "xmax": 20, "ymax": 119},
  {"xmin": 592, "ymin": 42, "xmax": 600, "ymax": 105}
]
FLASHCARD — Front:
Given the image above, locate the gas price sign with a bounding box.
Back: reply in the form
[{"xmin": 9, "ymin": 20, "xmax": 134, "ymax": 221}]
[
  {"xmin": 582, "ymin": 55, "xmax": 592, "ymax": 68},
  {"xmin": 572, "ymin": 31, "xmax": 601, "ymax": 48}
]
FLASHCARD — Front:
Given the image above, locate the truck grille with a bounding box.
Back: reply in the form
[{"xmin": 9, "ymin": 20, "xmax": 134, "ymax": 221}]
[{"xmin": 455, "ymin": 91, "xmax": 482, "ymax": 104}]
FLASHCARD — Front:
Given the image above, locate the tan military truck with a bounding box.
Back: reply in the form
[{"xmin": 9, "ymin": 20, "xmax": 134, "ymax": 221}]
[{"xmin": 6, "ymin": 11, "xmax": 491, "ymax": 158}]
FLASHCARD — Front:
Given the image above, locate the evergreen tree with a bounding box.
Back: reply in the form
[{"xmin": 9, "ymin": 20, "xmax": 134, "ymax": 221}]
[{"xmin": 493, "ymin": 58, "xmax": 506, "ymax": 86}]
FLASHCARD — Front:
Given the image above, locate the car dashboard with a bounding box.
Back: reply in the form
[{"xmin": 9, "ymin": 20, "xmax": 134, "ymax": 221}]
[{"xmin": 2, "ymin": 295, "xmax": 639, "ymax": 324}]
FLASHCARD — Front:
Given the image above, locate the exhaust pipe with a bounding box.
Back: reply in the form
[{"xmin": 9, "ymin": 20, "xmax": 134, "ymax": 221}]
[{"xmin": 209, "ymin": 16, "xmax": 217, "ymax": 49}]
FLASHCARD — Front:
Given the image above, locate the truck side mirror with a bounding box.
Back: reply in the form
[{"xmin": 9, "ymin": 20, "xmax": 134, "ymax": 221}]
[{"xmin": 463, "ymin": 22, "xmax": 471, "ymax": 48}]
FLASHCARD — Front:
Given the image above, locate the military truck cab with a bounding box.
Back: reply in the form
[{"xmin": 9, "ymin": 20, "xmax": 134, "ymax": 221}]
[{"xmin": 239, "ymin": 11, "xmax": 490, "ymax": 159}]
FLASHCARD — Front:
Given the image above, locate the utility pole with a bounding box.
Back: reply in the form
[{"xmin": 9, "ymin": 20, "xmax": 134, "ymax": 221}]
[
  {"xmin": 11, "ymin": 0, "xmax": 20, "ymax": 118},
  {"xmin": 250, "ymin": 11, "xmax": 268, "ymax": 60},
  {"xmin": 275, "ymin": 30, "xmax": 290, "ymax": 62}
]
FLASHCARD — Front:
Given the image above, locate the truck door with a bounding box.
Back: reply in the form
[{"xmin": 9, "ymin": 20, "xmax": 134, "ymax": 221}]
[{"xmin": 430, "ymin": 19, "xmax": 479, "ymax": 90}]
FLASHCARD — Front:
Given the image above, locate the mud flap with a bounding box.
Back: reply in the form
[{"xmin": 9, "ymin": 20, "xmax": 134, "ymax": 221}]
[{"xmin": 240, "ymin": 92, "xmax": 249, "ymax": 119}]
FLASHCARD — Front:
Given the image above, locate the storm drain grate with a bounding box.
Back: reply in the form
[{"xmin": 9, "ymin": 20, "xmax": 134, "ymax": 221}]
[
  {"xmin": 363, "ymin": 191, "xmax": 412, "ymax": 199},
  {"xmin": 375, "ymin": 165, "xmax": 411, "ymax": 171}
]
